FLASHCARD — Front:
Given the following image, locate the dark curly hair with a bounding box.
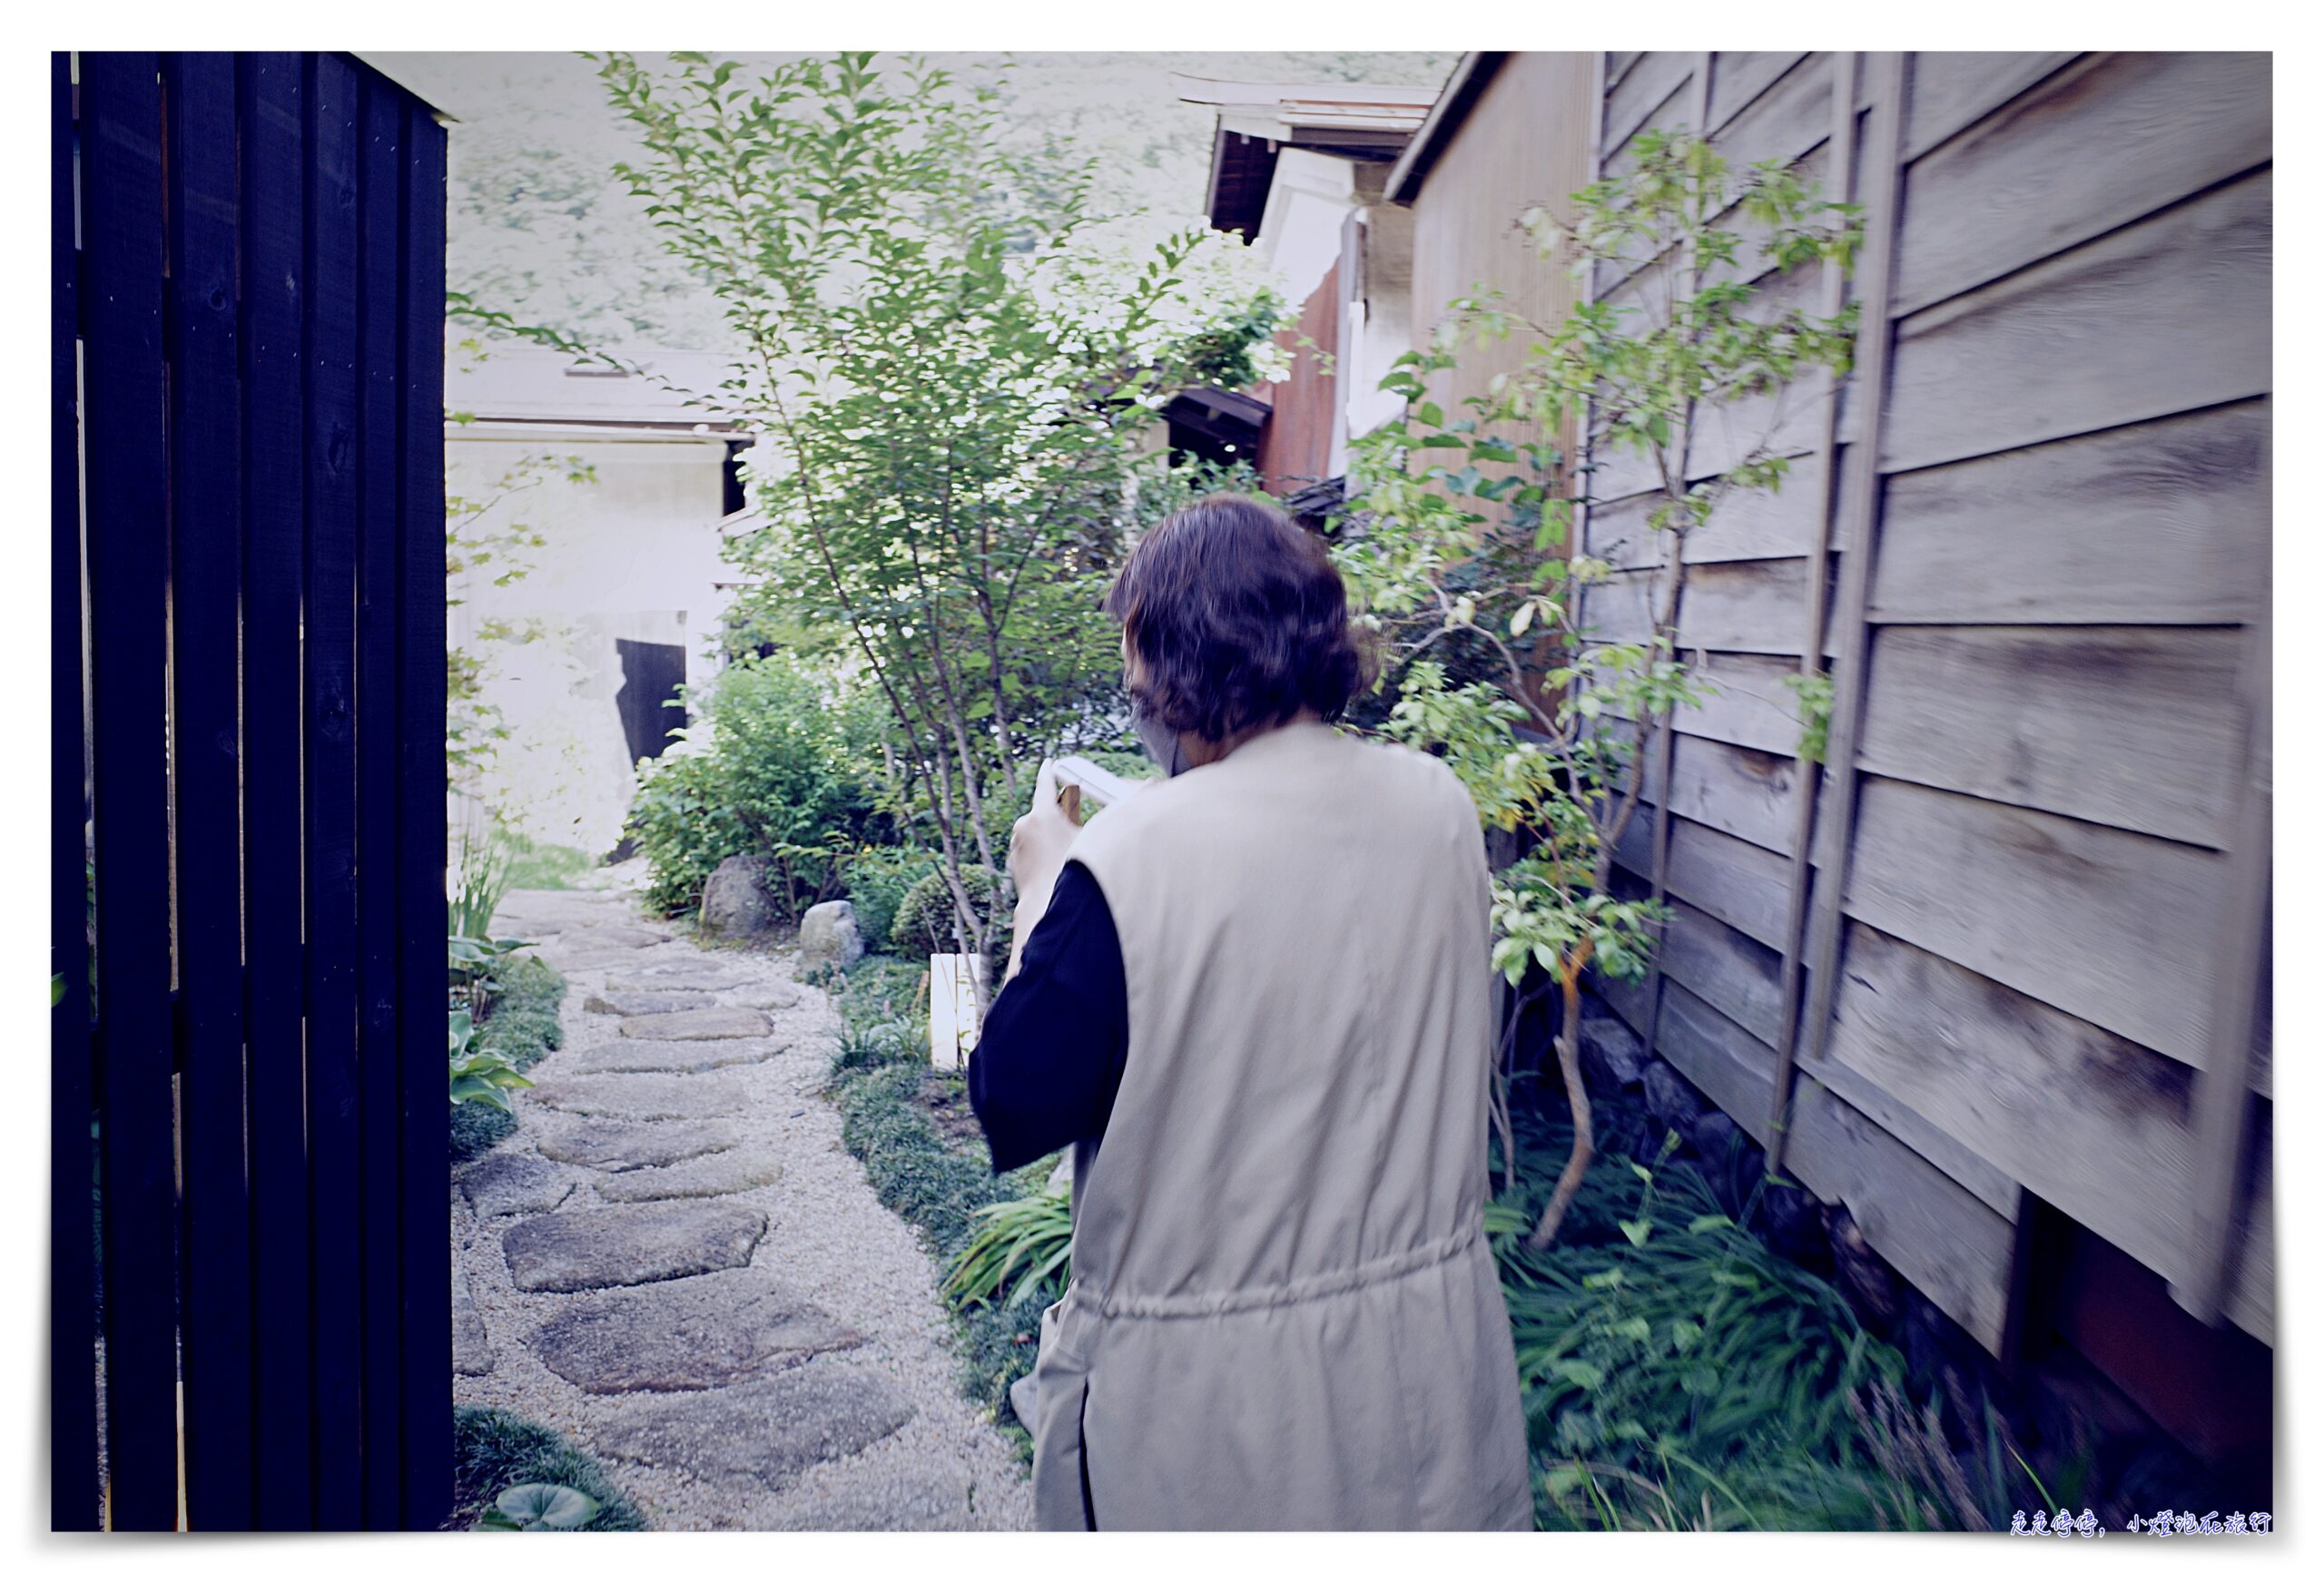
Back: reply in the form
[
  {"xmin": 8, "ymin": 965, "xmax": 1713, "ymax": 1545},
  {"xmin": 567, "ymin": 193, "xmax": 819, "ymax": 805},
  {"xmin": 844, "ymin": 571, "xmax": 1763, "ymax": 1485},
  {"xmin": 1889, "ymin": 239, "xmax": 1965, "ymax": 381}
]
[{"xmin": 1101, "ymin": 493, "xmax": 1374, "ymax": 742}]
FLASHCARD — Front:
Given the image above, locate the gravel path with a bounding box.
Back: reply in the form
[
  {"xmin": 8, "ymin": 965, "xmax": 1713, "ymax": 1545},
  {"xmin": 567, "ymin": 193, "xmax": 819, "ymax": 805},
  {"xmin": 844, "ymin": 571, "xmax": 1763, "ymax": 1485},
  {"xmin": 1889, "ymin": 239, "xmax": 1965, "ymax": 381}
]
[{"xmin": 449, "ymin": 883, "xmax": 1033, "ymax": 1531}]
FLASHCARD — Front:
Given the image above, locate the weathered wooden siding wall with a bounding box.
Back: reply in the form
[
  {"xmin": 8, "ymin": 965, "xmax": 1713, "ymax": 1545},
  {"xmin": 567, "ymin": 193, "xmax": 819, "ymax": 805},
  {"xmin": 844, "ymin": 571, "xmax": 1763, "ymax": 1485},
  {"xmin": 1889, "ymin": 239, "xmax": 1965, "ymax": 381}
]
[
  {"xmin": 1577, "ymin": 52, "xmax": 2272, "ymax": 1356},
  {"xmin": 1256, "ymin": 261, "xmax": 1341, "ymax": 495},
  {"xmin": 1406, "ymin": 53, "xmax": 1597, "ymax": 459}
]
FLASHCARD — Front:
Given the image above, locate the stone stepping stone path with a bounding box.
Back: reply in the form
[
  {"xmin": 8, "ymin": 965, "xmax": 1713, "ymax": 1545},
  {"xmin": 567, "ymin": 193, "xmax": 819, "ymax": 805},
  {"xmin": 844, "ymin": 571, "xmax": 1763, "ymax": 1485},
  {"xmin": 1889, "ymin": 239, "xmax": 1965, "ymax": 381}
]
[
  {"xmin": 527, "ymin": 1071, "xmax": 754, "ymax": 1120},
  {"xmin": 503, "ymin": 1201, "xmax": 769, "ymax": 1293},
  {"xmin": 617, "ymin": 1006, "xmax": 773, "ymax": 1041},
  {"xmin": 449, "ymin": 882, "xmax": 1031, "ymax": 1530},
  {"xmin": 533, "ymin": 1271, "xmax": 862, "ymax": 1393}
]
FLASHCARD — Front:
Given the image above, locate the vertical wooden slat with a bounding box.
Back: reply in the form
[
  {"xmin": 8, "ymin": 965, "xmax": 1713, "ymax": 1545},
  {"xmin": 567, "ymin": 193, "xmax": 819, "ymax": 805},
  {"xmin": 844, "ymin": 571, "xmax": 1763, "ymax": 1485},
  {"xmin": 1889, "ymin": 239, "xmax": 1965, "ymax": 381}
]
[
  {"xmin": 352, "ymin": 73, "xmax": 406, "ymax": 1532},
  {"xmin": 1635, "ymin": 53, "xmax": 1716, "ymax": 1065},
  {"xmin": 50, "ymin": 48, "xmax": 102, "ymax": 1535},
  {"xmin": 2175, "ymin": 606, "xmax": 2271, "ymax": 1324},
  {"xmin": 163, "ymin": 49, "xmax": 254, "ymax": 1533},
  {"xmin": 237, "ymin": 50, "xmax": 313, "ymax": 1529},
  {"xmin": 303, "ymin": 53, "xmax": 364, "ymax": 1529},
  {"xmin": 395, "ymin": 104, "xmax": 453, "ymax": 1533},
  {"xmin": 1774, "ymin": 52, "xmax": 1911, "ymax": 1170},
  {"xmin": 78, "ymin": 50, "xmax": 179, "ymax": 1534},
  {"xmin": 1762, "ymin": 52, "xmax": 1860, "ymax": 1143}
]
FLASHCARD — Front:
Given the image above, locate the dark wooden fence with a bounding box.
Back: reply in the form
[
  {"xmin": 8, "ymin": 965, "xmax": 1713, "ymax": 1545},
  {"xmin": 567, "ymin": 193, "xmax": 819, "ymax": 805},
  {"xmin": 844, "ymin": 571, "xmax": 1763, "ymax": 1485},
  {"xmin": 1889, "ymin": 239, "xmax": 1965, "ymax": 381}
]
[{"xmin": 54, "ymin": 50, "xmax": 451, "ymax": 1531}]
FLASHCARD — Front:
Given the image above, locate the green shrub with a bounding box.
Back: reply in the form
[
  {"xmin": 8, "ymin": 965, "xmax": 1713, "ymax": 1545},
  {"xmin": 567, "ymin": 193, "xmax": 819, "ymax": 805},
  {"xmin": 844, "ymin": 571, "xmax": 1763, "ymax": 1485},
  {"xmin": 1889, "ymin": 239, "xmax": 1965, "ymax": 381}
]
[
  {"xmin": 890, "ymin": 865, "xmax": 1000, "ymax": 959},
  {"xmin": 842, "ymin": 846, "xmax": 940, "ymax": 954},
  {"xmin": 626, "ymin": 652, "xmax": 887, "ymax": 917},
  {"xmin": 452, "ymin": 1405, "xmax": 648, "ymax": 1532}
]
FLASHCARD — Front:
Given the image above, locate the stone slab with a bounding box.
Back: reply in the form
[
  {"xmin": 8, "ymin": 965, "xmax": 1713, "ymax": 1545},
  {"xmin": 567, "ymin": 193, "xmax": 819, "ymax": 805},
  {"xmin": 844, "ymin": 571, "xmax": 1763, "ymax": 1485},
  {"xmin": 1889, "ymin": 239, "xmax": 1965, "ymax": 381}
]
[
  {"xmin": 727, "ymin": 983, "xmax": 803, "ymax": 1011},
  {"xmin": 534, "ymin": 1118, "xmax": 740, "ymax": 1171},
  {"xmin": 596, "ymin": 1151, "xmax": 784, "ymax": 1203},
  {"xmin": 527, "ymin": 1073, "xmax": 749, "ymax": 1121},
  {"xmin": 617, "ymin": 1007, "xmax": 773, "ymax": 1041},
  {"xmin": 491, "ymin": 890, "xmax": 633, "ymax": 937},
  {"xmin": 583, "ymin": 988, "xmax": 717, "ymax": 1017},
  {"xmin": 453, "ymin": 1269, "xmax": 494, "ymax": 1375},
  {"xmin": 602, "ymin": 965, "xmax": 753, "ymax": 993},
  {"xmin": 531, "ymin": 1271, "xmax": 861, "ymax": 1392},
  {"xmin": 502, "ymin": 1200, "xmax": 768, "ymax": 1293},
  {"xmin": 592, "ymin": 1362, "xmax": 915, "ymax": 1487},
  {"xmin": 458, "ymin": 1152, "xmax": 576, "ymax": 1217},
  {"xmin": 565, "ymin": 1038, "xmax": 779, "ymax": 1077},
  {"xmin": 560, "ymin": 923, "xmax": 673, "ymax": 950}
]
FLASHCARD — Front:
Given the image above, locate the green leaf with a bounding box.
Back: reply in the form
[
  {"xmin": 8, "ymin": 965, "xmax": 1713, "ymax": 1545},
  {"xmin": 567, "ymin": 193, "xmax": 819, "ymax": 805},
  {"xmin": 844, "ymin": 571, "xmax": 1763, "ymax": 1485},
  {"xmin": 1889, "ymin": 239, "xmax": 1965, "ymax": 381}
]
[
  {"xmin": 492, "ymin": 1482, "xmax": 601, "ymax": 1531},
  {"xmin": 1618, "ymin": 1217, "xmax": 1653, "ymax": 1248},
  {"xmin": 1555, "ymin": 1359, "xmax": 1606, "ymax": 1390}
]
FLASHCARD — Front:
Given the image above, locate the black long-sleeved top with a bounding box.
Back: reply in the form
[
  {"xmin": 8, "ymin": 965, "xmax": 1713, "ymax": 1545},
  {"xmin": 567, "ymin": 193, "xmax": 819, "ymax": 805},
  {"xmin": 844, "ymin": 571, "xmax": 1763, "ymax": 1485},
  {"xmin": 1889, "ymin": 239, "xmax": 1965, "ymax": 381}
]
[{"xmin": 967, "ymin": 860, "xmax": 1130, "ymax": 1175}]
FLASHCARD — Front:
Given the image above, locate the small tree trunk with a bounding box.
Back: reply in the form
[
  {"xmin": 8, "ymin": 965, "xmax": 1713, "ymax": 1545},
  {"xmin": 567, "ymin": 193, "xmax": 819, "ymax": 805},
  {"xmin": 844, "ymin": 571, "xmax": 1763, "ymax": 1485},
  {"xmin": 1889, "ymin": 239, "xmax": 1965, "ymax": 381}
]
[{"xmin": 1526, "ymin": 954, "xmax": 1595, "ymax": 1250}]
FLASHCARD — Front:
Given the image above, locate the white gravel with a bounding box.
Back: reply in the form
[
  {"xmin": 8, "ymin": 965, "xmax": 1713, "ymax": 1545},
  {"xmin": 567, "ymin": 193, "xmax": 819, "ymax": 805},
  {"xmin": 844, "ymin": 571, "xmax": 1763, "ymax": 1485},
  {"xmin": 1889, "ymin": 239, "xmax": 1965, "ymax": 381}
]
[{"xmin": 451, "ymin": 886, "xmax": 1033, "ymax": 1531}]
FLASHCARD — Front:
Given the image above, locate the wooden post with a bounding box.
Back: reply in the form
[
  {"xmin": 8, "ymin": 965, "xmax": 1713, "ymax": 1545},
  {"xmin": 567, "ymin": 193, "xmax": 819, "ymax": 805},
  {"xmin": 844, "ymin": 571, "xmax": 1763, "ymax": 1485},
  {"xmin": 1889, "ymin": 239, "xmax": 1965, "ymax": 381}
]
[
  {"xmin": 2172, "ymin": 607, "xmax": 2270, "ymax": 1325},
  {"xmin": 1636, "ymin": 53, "xmax": 1716, "ymax": 1064},
  {"xmin": 1763, "ymin": 53, "xmax": 1860, "ymax": 1151},
  {"xmin": 1770, "ymin": 53, "xmax": 1910, "ymax": 1169},
  {"xmin": 50, "ymin": 48, "xmax": 102, "ymax": 1536},
  {"xmin": 164, "ymin": 48, "xmax": 256, "ymax": 1533},
  {"xmin": 81, "ymin": 49, "xmax": 181, "ymax": 1535}
]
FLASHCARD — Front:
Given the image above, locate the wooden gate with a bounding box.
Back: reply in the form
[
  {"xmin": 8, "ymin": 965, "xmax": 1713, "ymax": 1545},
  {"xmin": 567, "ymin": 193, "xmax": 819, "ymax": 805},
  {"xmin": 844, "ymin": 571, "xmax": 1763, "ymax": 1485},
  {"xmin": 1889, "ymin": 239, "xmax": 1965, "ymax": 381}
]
[{"xmin": 54, "ymin": 51, "xmax": 451, "ymax": 1531}]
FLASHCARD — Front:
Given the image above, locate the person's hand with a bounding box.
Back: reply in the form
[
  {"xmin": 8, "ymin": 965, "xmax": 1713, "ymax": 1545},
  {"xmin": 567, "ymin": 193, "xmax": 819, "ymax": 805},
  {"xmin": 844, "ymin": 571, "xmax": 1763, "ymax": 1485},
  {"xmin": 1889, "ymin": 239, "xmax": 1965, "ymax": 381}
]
[
  {"xmin": 1004, "ymin": 761, "xmax": 1080, "ymax": 980},
  {"xmin": 1008, "ymin": 759, "xmax": 1080, "ymax": 905}
]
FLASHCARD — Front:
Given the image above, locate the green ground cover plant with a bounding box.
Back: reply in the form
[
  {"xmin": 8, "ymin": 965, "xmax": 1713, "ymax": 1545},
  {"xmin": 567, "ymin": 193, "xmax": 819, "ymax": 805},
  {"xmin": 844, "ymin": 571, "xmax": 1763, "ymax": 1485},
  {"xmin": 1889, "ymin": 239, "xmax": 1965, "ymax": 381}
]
[
  {"xmin": 451, "ymin": 1404, "xmax": 648, "ymax": 1532},
  {"xmin": 449, "ymin": 954, "xmax": 567, "ymax": 1165},
  {"xmin": 822, "ymin": 954, "xmax": 1052, "ymax": 1460}
]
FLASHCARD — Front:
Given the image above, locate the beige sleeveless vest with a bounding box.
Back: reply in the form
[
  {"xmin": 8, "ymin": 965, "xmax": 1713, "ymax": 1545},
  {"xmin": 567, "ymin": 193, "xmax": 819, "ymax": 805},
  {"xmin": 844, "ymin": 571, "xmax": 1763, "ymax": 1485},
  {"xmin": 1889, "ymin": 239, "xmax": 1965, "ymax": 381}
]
[{"xmin": 1025, "ymin": 720, "xmax": 1532, "ymax": 1530}]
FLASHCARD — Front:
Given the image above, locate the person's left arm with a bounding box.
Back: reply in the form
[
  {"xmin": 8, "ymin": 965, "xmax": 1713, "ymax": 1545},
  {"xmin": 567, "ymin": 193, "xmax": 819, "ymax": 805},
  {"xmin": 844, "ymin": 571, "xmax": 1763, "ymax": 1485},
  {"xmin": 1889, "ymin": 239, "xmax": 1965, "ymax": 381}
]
[{"xmin": 968, "ymin": 860, "xmax": 1128, "ymax": 1175}]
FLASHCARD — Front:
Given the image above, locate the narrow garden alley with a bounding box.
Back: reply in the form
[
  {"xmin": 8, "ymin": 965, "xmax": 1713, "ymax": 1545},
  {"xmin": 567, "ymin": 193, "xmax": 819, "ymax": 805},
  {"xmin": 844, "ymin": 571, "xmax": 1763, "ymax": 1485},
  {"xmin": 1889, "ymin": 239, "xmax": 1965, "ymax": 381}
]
[{"xmin": 449, "ymin": 883, "xmax": 1032, "ymax": 1530}]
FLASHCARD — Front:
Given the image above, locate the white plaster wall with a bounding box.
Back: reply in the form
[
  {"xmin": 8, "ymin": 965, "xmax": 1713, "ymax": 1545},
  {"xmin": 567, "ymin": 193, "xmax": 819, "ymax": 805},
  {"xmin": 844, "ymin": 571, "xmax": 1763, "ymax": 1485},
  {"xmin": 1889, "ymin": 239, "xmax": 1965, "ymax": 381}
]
[{"xmin": 448, "ymin": 427, "xmax": 738, "ymax": 853}]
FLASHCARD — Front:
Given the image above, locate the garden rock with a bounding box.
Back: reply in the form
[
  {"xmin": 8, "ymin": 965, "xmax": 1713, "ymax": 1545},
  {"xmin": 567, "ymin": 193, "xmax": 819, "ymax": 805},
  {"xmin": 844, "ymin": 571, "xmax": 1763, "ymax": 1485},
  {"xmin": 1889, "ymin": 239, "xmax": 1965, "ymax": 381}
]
[
  {"xmin": 1580, "ymin": 1015, "xmax": 1645, "ymax": 1090},
  {"xmin": 794, "ymin": 900, "xmax": 864, "ymax": 973},
  {"xmin": 566, "ymin": 1037, "xmax": 778, "ymax": 1076},
  {"xmin": 1640, "ymin": 1059, "xmax": 1704, "ymax": 1131},
  {"xmin": 1009, "ymin": 1372, "xmax": 1039, "ymax": 1428},
  {"xmin": 584, "ymin": 988, "xmax": 717, "ymax": 1017},
  {"xmin": 1828, "ymin": 1208, "xmax": 1901, "ymax": 1330},
  {"xmin": 534, "ymin": 1117, "xmax": 740, "ymax": 1171},
  {"xmin": 728, "ymin": 983, "xmax": 803, "ymax": 1011},
  {"xmin": 699, "ymin": 855, "xmax": 784, "ymax": 939},
  {"xmin": 1689, "ymin": 1108, "xmax": 1741, "ymax": 1164},
  {"xmin": 592, "ymin": 1362, "xmax": 914, "ymax": 1487},
  {"xmin": 596, "ymin": 1150, "xmax": 785, "ymax": 1203},
  {"xmin": 531, "ymin": 1273, "xmax": 862, "ymax": 1393},
  {"xmin": 452, "ymin": 1270, "xmax": 494, "ymax": 1375},
  {"xmin": 618, "ymin": 1006, "xmax": 773, "ymax": 1041},
  {"xmin": 1765, "ymin": 1181, "xmax": 1832, "ymax": 1271},
  {"xmin": 458, "ymin": 1152, "xmax": 575, "ymax": 1218},
  {"xmin": 503, "ymin": 1200, "xmax": 768, "ymax": 1293}
]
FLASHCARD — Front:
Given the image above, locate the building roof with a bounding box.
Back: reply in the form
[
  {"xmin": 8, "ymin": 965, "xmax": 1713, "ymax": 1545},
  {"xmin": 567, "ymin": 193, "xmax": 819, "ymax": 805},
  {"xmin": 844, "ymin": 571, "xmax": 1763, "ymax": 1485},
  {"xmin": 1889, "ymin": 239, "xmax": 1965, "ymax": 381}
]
[
  {"xmin": 1173, "ymin": 74, "xmax": 1442, "ymax": 240},
  {"xmin": 446, "ymin": 343, "xmax": 747, "ymax": 433},
  {"xmin": 1384, "ymin": 52, "xmax": 1511, "ymax": 205}
]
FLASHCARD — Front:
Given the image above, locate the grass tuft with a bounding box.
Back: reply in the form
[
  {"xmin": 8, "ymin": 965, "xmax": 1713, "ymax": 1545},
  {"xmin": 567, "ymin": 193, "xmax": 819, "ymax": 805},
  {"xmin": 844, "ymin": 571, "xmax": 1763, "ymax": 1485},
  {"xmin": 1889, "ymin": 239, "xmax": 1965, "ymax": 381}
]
[{"xmin": 451, "ymin": 1403, "xmax": 649, "ymax": 1531}]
